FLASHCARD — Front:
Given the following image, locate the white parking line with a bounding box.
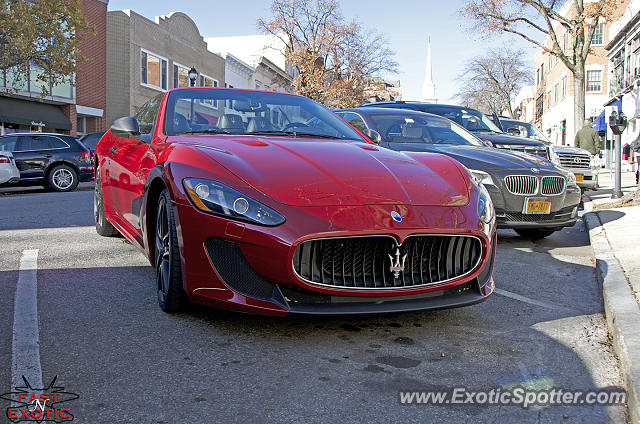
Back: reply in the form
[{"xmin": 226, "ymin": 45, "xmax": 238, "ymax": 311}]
[
  {"xmin": 494, "ymin": 288, "xmax": 564, "ymax": 311},
  {"xmin": 11, "ymin": 249, "xmax": 42, "ymax": 391}
]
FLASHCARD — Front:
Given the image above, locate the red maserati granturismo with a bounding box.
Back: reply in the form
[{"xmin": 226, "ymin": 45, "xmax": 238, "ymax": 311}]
[{"xmin": 94, "ymin": 87, "xmax": 496, "ymax": 315}]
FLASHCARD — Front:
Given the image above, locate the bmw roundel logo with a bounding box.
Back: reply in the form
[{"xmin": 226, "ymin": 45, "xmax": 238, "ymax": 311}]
[
  {"xmin": 531, "ymin": 167, "xmax": 540, "ymax": 173},
  {"xmin": 390, "ymin": 211, "xmax": 402, "ymax": 222}
]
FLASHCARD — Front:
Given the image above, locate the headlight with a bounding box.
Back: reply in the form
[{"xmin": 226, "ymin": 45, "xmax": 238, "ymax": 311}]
[
  {"xmin": 477, "ymin": 183, "xmax": 494, "ymax": 224},
  {"xmin": 565, "ymin": 172, "xmax": 577, "ymax": 185},
  {"xmin": 183, "ymin": 178, "xmax": 285, "ymax": 226},
  {"xmin": 548, "ymin": 146, "xmax": 561, "ymax": 165},
  {"xmin": 590, "ymin": 155, "xmax": 598, "ymax": 169},
  {"xmin": 469, "ymin": 169, "xmax": 495, "ymax": 186}
]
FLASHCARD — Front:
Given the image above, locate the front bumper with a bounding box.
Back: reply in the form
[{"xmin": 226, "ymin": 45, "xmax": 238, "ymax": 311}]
[
  {"xmin": 171, "ymin": 200, "xmax": 496, "ymax": 316},
  {"xmin": 567, "ymin": 168, "xmax": 598, "ymax": 190},
  {"xmin": 484, "ymin": 179, "xmax": 581, "ymax": 230}
]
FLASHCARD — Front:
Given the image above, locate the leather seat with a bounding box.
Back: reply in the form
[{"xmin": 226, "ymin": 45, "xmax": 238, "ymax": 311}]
[
  {"xmin": 172, "ymin": 113, "xmax": 190, "ymax": 134},
  {"xmin": 218, "ymin": 114, "xmax": 245, "ymax": 134},
  {"xmin": 246, "ymin": 116, "xmax": 273, "ymax": 132}
]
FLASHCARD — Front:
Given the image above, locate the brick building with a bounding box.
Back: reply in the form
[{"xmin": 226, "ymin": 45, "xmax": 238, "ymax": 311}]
[
  {"xmin": 106, "ymin": 10, "xmax": 226, "ymax": 126},
  {"xmin": 533, "ymin": 0, "xmax": 630, "ymax": 146},
  {"xmin": 0, "ymin": 0, "xmax": 108, "ymax": 136}
]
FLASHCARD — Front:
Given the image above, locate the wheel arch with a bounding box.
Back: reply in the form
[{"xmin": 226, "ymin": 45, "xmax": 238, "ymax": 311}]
[{"xmin": 45, "ymin": 160, "xmax": 80, "ymax": 179}]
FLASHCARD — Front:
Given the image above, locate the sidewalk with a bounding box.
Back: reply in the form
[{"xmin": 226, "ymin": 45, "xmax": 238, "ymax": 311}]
[{"xmin": 583, "ymin": 170, "xmax": 640, "ymax": 423}]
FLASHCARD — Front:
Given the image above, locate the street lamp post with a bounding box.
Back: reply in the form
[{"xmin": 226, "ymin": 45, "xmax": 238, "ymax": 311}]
[
  {"xmin": 608, "ymin": 110, "xmax": 627, "ymax": 199},
  {"xmin": 188, "ymin": 67, "xmax": 198, "ymax": 87}
]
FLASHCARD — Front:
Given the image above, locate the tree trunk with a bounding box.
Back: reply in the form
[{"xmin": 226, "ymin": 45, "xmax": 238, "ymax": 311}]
[{"xmin": 573, "ymin": 62, "xmax": 586, "ymax": 147}]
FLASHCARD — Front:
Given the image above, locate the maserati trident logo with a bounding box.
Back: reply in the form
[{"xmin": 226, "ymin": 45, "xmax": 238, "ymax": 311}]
[{"xmin": 388, "ymin": 248, "xmax": 407, "ymax": 279}]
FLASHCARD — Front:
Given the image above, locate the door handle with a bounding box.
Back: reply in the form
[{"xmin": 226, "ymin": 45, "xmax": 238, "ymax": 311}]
[{"xmin": 110, "ymin": 147, "xmax": 117, "ymax": 154}]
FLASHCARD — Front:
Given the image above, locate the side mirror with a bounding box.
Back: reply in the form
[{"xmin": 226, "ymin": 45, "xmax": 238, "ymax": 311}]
[
  {"xmin": 363, "ymin": 129, "xmax": 382, "ymax": 144},
  {"xmin": 506, "ymin": 127, "xmax": 521, "ymax": 136},
  {"xmin": 111, "ymin": 117, "xmax": 140, "ymax": 138}
]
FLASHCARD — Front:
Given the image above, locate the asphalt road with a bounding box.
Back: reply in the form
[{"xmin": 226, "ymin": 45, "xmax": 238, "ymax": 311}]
[{"xmin": 0, "ymin": 184, "xmax": 627, "ymax": 423}]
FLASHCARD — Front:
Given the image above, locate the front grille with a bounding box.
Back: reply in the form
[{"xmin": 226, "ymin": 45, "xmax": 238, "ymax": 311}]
[
  {"xmin": 504, "ymin": 175, "xmax": 538, "ymax": 195},
  {"xmin": 540, "ymin": 176, "xmax": 565, "ymax": 195},
  {"xmin": 502, "ymin": 145, "xmax": 549, "ymax": 159},
  {"xmin": 558, "ymin": 153, "xmax": 590, "ymax": 169},
  {"xmin": 501, "ymin": 206, "xmax": 576, "ymax": 222},
  {"xmin": 293, "ymin": 235, "xmax": 482, "ymax": 289}
]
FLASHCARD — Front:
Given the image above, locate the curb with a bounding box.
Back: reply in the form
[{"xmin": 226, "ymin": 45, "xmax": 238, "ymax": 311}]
[{"xmin": 583, "ymin": 205, "xmax": 640, "ymax": 423}]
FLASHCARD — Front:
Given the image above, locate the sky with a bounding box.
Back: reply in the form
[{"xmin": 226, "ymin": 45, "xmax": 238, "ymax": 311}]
[{"xmin": 107, "ymin": 0, "xmax": 540, "ymax": 102}]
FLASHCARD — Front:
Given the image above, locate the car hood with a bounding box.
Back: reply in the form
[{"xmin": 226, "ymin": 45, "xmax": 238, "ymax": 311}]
[
  {"xmin": 428, "ymin": 145, "xmax": 556, "ymax": 172},
  {"xmin": 553, "ymin": 145, "xmax": 591, "ymax": 155},
  {"xmin": 474, "ymin": 132, "xmax": 547, "ymax": 147},
  {"xmin": 180, "ymin": 136, "xmax": 470, "ymax": 207}
]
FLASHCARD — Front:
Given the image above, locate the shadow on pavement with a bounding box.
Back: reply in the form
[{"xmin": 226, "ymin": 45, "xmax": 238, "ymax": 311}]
[{"xmin": 595, "ymin": 210, "xmax": 626, "ymax": 226}]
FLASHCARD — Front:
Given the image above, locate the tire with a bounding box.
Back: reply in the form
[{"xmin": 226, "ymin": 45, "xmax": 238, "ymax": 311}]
[
  {"xmin": 94, "ymin": 167, "xmax": 119, "ymax": 237},
  {"xmin": 515, "ymin": 228, "xmax": 557, "ymax": 239},
  {"xmin": 155, "ymin": 189, "xmax": 188, "ymax": 312},
  {"xmin": 47, "ymin": 164, "xmax": 78, "ymax": 192}
]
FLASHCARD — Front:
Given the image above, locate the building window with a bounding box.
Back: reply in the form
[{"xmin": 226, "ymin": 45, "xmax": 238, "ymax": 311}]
[
  {"xmin": 141, "ymin": 49, "xmax": 167, "ymax": 90},
  {"xmin": 540, "ymin": 64, "xmax": 544, "ymax": 81},
  {"xmin": 536, "ymin": 95, "xmax": 544, "ymax": 119},
  {"xmin": 562, "ymin": 77, "xmax": 567, "ymax": 99},
  {"xmin": 536, "ymin": 69, "xmax": 539, "ymax": 86},
  {"xmin": 173, "ymin": 63, "xmax": 191, "ymax": 88},
  {"xmin": 199, "ymin": 74, "xmax": 219, "ymax": 108},
  {"xmin": 554, "ymin": 83, "xmax": 559, "ymax": 103},
  {"xmin": 563, "ymin": 33, "xmax": 568, "ymax": 53},
  {"xmin": 586, "ymin": 70, "xmax": 602, "ymax": 92},
  {"xmin": 548, "ymin": 54, "xmax": 552, "ymax": 69},
  {"xmin": 547, "ymin": 90, "xmax": 551, "ymax": 109},
  {"xmin": 591, "ymin": 23, "xmax": 604, "ymax": 46}
]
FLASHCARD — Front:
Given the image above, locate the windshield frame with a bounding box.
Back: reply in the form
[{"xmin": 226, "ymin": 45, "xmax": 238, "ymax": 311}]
[{"xmin": 162, "ymin": 88, "xmax": 366, "ymax": 141}]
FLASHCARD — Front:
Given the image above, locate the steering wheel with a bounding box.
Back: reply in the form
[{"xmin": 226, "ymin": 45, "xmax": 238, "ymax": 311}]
[{"xmin": 283, "ymin": 122, "xmax": 309, "ymax": 131}]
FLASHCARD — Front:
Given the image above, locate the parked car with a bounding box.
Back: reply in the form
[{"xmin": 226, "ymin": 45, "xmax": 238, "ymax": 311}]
[
  {"xmin": 492, "ymin": 116, "xmax": 550, "ymax": 142},
  {"xmin": 0, "ymin": 133, "xmax": 93, "ymax": 192},
  {"xmin": 360, "ymin": 101, "xmax": 553, "ymax": 160},
  {"xmin": 95, "ymin": 87, "xmax": 497, "ymax": 314},
  {"xmin": 495, "ymin": 116, "xmax": 599, "ymax": 191},
  {"xmin": 78, "ymin": 131, "xmax": 106, "ymax": 155},
  {"xmin": 0, "ymin": 150, "xmax": 20, "ymax": 185},
  {"xmin": 336, "ymin": 107, "xmax": 581, "ymax": 239}
]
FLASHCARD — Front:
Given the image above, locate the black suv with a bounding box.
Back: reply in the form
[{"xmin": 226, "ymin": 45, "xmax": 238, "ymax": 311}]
[
  {"xmin": 0, "ymin": 133, "xmax": 93, "ymax": 191},
  {"xmin": 360, "ymin": 101, "xmax": 552, "ymax": 160}
]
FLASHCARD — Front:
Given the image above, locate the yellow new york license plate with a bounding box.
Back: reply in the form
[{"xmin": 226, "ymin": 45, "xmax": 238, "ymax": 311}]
[
  {"xmin": 575, "ymin": 174, "xmax": 584, "ymax": 181},
  {"xmin": 524, "ymin": 198, "xmax": 551, "ymax": 214}
]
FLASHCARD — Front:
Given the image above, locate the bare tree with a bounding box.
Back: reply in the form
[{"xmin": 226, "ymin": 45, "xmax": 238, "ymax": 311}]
[
  {"xmin": 461, "ymin": 0, "xmax": 620, "ymax": 134},
  {"xmin": 456, "ymin": 47, "xmax": 533, "ymax": 117},
  {"xmin": 258, "ymin": 0, "xmax": 397, "ymax": 107},
  {"xmin": 0, "ymin": 0, "xmax": 93, "ymax": 96}
]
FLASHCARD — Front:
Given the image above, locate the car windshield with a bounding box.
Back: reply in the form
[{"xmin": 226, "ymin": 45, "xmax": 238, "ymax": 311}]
[
  {"xmin": 164, "ymin": 88, "xmax": 365, "ymax": 141},
  {"xmin": 521, "ymin": 122, "xmax": 550, "ymax": 142},
  {"xmin": 422, "ymin": 106, "xmax": 502, "ymax": 133},
  {"xmin": 367, "ymin": 112, "xmax": 484, "ymax": 146}
]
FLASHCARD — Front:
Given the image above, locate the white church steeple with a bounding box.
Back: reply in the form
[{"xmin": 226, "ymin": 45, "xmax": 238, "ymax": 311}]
[{"xmin": 421, "ymin": 38, "xmax": 437, "ymax": 103}]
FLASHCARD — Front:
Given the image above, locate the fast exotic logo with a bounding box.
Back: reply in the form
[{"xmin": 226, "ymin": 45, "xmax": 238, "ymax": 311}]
[
  {"xmin": 0, "ymin": 376, "xmax": 79, "ymax": 423},
  {"xmin": 388, "ymin": 248, "xmax": 407, "ymax": 279}
]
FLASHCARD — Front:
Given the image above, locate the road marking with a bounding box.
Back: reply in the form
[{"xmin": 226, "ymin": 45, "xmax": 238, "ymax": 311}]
[
  {"xmin": 494, "ymin": 288, "xmax": 564, "ymax": 311},
  {"xmin": 11, "ymin": 249, "xmax": 42, "ymax": 392}
]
